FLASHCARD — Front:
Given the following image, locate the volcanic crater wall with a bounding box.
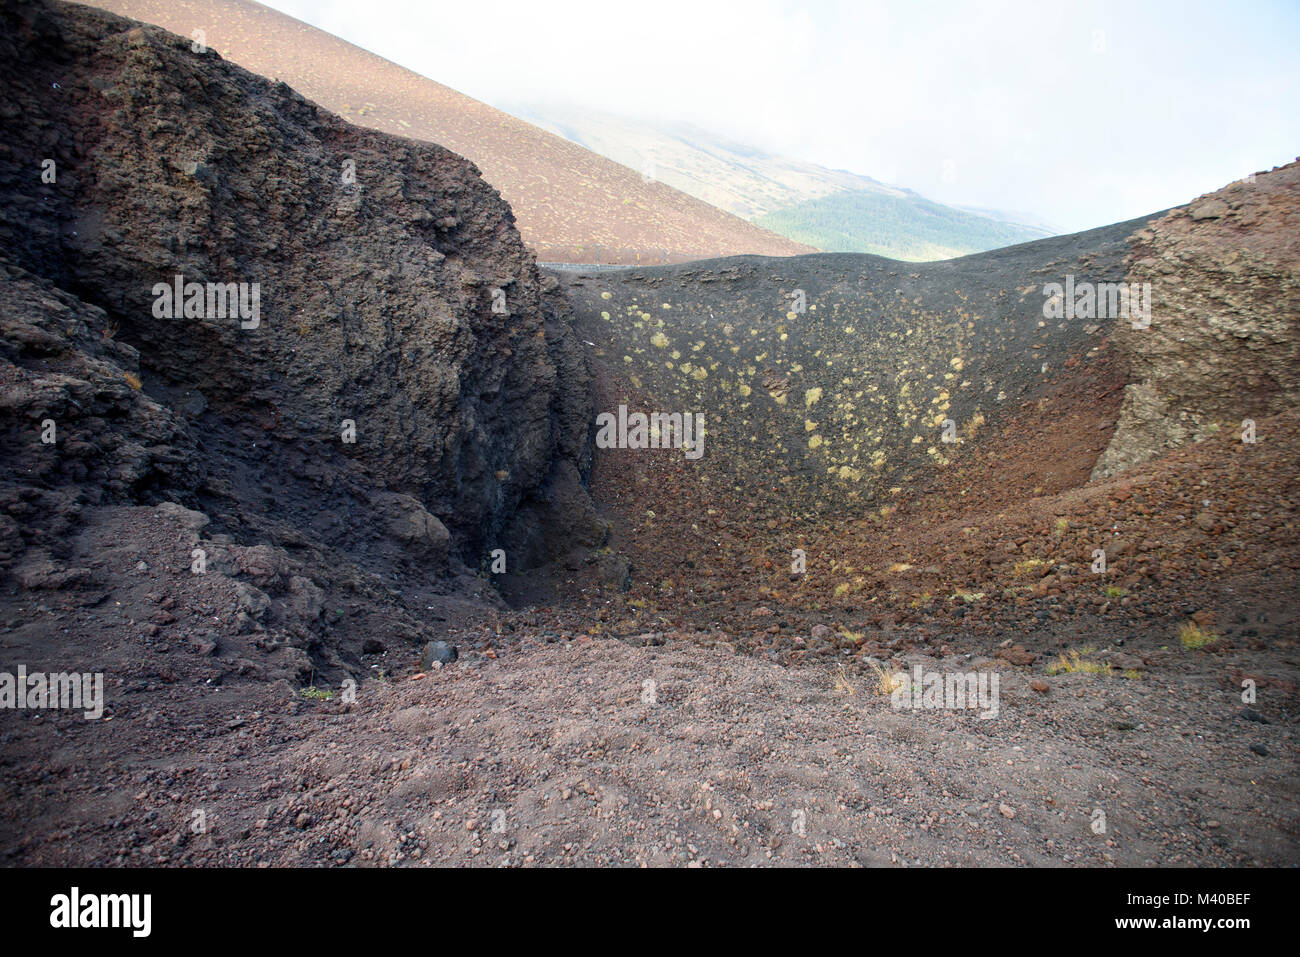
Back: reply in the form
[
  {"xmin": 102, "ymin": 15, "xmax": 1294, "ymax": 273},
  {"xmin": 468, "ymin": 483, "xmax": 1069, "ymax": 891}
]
[
  {"xmin": 0, "ymin": 1, "xmax": 593, "ymax": 626},
  {"xmin": 559, "ymin": 215, "xmax": 1160, "ymax": 522}
]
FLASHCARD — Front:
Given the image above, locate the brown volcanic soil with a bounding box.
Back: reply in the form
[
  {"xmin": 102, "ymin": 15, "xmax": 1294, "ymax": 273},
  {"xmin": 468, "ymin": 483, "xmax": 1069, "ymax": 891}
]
[{"xmin": 85, "ymin": 0, "xmax": 814, "ymax": 265}]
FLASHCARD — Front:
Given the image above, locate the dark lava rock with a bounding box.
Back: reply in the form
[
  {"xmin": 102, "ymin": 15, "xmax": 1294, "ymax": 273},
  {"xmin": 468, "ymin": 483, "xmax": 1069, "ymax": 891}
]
[
  {"xmin": 0, "ymin": 0, "xmax": 597, "ymax": 669},
  {"xmin": 419, "ymin": 640, "xmax": 459, "ymax": 668}
]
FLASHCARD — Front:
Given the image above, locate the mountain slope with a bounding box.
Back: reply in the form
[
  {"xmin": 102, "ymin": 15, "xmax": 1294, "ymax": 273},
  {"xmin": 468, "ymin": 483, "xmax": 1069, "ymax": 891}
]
[
  {"xmin": 510, "ymin": 102, "xmax": 1054, "ymax": 261},
  {"xmin": 506, "ymin": 102, "xmax": 892, "ymax": 219},
  {"xmin": 84, "ymin": 0, "xmax": 813, "ymax": 264},
  {"xmin": 754, "ymin": 189, "xmax": 1057, "ymax": 261}
]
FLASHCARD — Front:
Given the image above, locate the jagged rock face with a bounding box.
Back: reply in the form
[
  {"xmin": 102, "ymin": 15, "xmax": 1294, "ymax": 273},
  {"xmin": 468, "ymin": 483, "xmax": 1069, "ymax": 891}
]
[
  {"xmin": 1094, "ymin": 160, "xmax": 1300, "ymax": 477},
  {"xmin": 0, "ymin": 256, "xmax": 201, "ymax": 570},
  {"xmin": 0, "ymin": 0, "xmax": 592, "ymax": 576}
]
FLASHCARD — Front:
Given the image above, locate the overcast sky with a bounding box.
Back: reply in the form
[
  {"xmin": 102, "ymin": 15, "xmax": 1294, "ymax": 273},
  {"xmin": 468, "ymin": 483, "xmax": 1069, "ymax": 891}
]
[{"xmin": 264, "ymin": 0, "xmax": 1299, "ymax": 233}]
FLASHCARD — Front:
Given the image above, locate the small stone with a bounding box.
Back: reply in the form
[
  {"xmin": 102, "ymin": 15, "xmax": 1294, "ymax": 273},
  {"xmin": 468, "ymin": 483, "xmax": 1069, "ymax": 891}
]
[
  {"xmin": 1249, "ymin": 743, "xmax": 1269, "ymax": 757},
  {"xmin": 999, "ymin": 804, "xmax": 1016, "ymax": 819},
  {"xmin": 1190, "ymin": 199, "xmax": 1229, "ymax": 220},
  {"xmin": 1031, "ymin": 680, "xmax": 1049, "ymax": 693}
]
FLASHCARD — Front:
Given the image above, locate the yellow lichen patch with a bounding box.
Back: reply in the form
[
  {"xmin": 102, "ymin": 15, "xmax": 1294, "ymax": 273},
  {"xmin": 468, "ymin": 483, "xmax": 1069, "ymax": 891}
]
[
  {"xmin": 600, "ymin": 291, "xmax": 612, "ymax": 300},
  {"xmin": 1013, "ymin": 558, "xmax": 1047, "ymax": 578},
  {"xmin": 887, "ymin": 562, "xmax": 912, "ymax": 573},
  {"xmin": 804, "ymin": 419, "xmax": 818, "ymax": 432},
  {"xmin": 804, "ymin": 387, "xmax": 823, "ymax": 408},
  {"xmin": 600, "ymin": 310, "xmax": 610, "ymax": 320},
  {"xmin": 837, "ymin": 465, "xmax": 862, "ymax": 482},
  {"xmin": 691, "ymin": 366, "xmax": 708, "ymax": 380},
  {"xmin": 871, "ymin": 451, "xmax": 887, "ymax": 469},
  {"xmin": 737, "ymin": 382, "xmax": 752, "ymax": 397},
  {"xmin": 808, "ymin": 434, "xmax": 824, "ymax": 449},
  {"xmin": 661, "ymin": 303, "xmax": 671, "ymax": 310},
  {"xmin": 786, "ymin": 311, "xmax": 799, "ymax": 321},
  {"xmin": 649, "ymin": 331, "xmax": 669, "ymax": 348},
  {"xmin": 950, "ymin": 356, "xmax": 964, "ymax": 371},
  {"xmin": 123, "ymin": 372, "xmax": 142, "ymax": 390}
]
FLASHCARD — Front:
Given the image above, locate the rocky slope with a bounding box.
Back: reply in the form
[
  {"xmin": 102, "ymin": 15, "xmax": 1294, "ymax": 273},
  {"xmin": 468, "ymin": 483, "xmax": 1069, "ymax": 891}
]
[
  {"xmin": 1095, "ymin": 162, "xmax": 1300, "ymax": 477},
  {"xmin": 0, "ymin": 0, "xmax": 597, "ymax": 680}
]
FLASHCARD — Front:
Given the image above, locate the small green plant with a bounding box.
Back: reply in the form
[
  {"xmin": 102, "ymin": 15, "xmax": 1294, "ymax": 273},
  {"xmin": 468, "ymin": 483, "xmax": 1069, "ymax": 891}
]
[
  {"xmin": 1054, "ymin": 517, "xmax": 1069, "ymax": 539},
  {"xmin": 299, "ymin": 685, "xmax": 334, "ymax": 701},
  {"xmin": 1179, "ymin": 621, "xmax": 1218, "ymax": 650},
  {"xmin": 1104, "ymin": 585, "xmax": 1128, "ymax": 599}
]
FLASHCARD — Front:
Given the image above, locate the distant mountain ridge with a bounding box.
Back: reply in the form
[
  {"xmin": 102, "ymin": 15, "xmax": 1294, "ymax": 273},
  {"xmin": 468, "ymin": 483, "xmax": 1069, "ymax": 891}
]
[
  {"xmin": 754, "ymin": 189, "xmax": 1057, "ymax": 262},
  {"xmin": 508, "ymin": 102, "xmax": 1055, "ymax": 262}
]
